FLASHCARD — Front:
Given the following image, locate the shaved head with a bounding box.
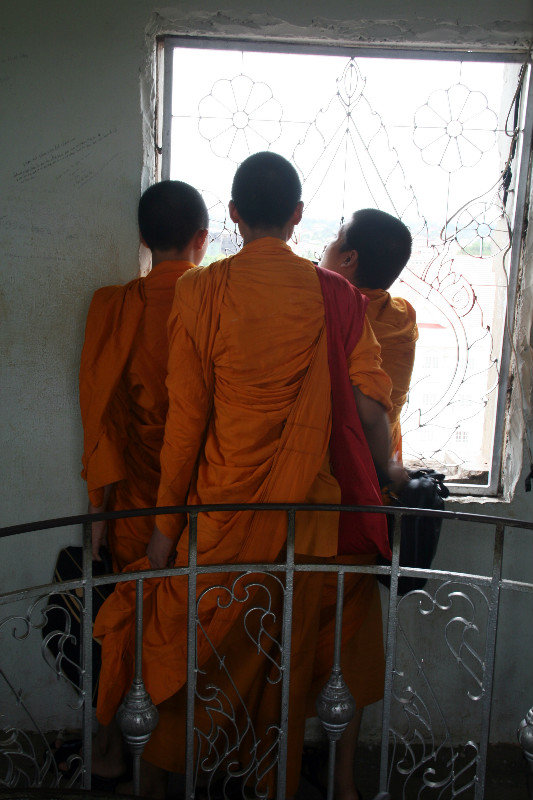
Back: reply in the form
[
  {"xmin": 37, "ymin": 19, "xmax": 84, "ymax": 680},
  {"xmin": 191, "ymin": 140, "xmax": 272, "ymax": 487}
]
[
  {"xmin": 343, "ymin": 209, "xmax": 412, "ymax": 290},
  {"xmin": 138, "ymin": 180, "xmax": 208, "ymax": 252},
  {"xmin": 231, "ymin": 152, "xmax": 302, "ymax": 229}
]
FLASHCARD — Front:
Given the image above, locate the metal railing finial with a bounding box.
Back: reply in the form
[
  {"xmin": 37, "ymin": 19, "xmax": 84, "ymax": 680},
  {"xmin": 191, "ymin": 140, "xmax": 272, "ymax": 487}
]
[
  {"xmin": 116, "ymin": 579, "xmax": 159, "ymax": 795},
  {"xmin": 315, "ymin": 571, "xmax": 356, "ymax": 800}
]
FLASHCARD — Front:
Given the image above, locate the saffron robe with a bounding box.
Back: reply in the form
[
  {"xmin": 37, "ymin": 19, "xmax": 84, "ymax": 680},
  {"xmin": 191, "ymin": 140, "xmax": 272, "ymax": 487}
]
[
  {"xmin": 80, "ymin": 260, "xmax": 194, "ymax": 571},
  {"xmin": 94, "ymin": 239, "xmax": 392, "ymax": 792},
  {"xmin": 363, "ymin": 288, "xmax": 418, "ymax": 459}
]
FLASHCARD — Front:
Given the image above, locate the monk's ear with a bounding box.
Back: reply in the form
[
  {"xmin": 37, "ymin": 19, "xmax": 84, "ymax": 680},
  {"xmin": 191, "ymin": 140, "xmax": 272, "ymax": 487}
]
[
  {"xmin": 196, "ymin": 228, "xmax": 209, "ymax": 249},
  {"xmin": 228, "ymin": 200, "xmax": 240, "ymax": 224},
  {"xmin": 340, "ymin": 249, "xmax": 358, "ymax": 283},
  {"xmin": 290, "ymin": 201, "xmax": 304, "ymax": 227},
  {"xmin": 343, "ymin": 249, "xmax": 358, "ymax": 269},
  {"xmin": 193, "ymin": 228, "xmax": 209, "ymax": 261}
]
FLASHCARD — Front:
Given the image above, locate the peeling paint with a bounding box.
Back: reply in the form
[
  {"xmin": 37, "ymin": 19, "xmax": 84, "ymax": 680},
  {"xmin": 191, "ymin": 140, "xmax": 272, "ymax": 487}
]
[
  {"xmin": 148, "ymin": 8, "xmax": 532, "ymax": 52},
  {"xmin": 140, "ymin": 40, "xmax": 158, "ymax": 195},
  {"xmin": 503, "ymin": 179, "xmax": 533, "ymax": 501}
]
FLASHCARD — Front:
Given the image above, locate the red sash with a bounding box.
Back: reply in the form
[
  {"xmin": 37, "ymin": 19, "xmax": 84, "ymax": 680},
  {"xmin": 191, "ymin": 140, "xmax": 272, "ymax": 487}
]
[{"xmin": 316, "ymin": 267, "xmax": 391, "ymax": 558}]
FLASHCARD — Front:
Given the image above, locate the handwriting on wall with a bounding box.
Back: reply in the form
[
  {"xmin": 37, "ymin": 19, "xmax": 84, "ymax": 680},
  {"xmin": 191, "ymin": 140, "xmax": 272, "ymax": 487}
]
[
  {"xmin": 0, "ymin": 54, "xmax": 29, "ymax": 65},
  {"xmin": 13, "ymin": 128, "xmax": 118, "ymax": 184},
  {"xmin": 0, "ymin": 53, "xmax": 29, "ymax": 90},
  {"xmin": 56, "ymin": 151, "xmax": 121, "ymax": 189}
]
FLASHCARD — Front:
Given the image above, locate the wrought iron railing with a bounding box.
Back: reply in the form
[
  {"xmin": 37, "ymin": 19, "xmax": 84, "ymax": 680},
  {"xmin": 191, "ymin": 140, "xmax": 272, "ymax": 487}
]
[{"xmin": 1, "ymin": 503, "xmax": 533, "ymax": 799}]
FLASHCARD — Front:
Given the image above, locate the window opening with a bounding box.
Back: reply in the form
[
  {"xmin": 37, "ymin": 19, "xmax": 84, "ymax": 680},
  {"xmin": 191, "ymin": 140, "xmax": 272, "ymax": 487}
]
[{"xmin": 160, "ymin": 39, "xmax": 532, "ymax": 495}]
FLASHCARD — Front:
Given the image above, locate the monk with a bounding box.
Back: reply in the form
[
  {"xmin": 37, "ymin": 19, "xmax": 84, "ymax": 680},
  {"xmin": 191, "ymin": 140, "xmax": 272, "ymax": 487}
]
[
  {"xmin": 94, "ymin": 153, "xmax": 393, "ymax": 799},
  {"xmin": 80, "ymin": 180, "xmax": 209, "ymax": 570},
  {"xmin": 79, "ymin": 180, "xmax": 208, "ymax": 783},
  {"xmin": 315, "ymin": 208, "xmax": 417, "ymax": 799}
]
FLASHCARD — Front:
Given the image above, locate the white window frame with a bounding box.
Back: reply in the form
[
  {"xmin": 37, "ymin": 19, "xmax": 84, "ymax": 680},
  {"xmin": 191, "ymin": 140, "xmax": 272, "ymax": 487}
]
[{"xmin": 158, "ymin": 36, "xmax": 533, "ymax": 498}]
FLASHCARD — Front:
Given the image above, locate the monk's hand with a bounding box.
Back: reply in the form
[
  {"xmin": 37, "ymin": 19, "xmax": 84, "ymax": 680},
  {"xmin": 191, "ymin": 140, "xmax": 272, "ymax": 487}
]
[
  {"xmin": 388, "ymin": 461, "xmax": 410, "ymax": 494},
  {"xmin": 88, "ymin": 485, "xmax": 113, "ymax": 562},
  {"xmin": 91, "ymin": 519, "xmax": 108, "ymax": 561},
  {"xmin": 147, "ymin": 526, "xmax": 175, "ymax": 570},
  {"xmin": 88, "ymin": 503, "xmax": 108, "ymax": 562}
]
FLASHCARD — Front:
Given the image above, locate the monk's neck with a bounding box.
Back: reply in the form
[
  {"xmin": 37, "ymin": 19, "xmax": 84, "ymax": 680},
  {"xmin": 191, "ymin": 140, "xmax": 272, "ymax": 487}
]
[
  {"xmin": 151, "ymin": 248, "xmax": 193, "ymax": 267},
  {"xmin": 242, "ymin": 235, "xmax": 287, "ymax": 247},
  {"xmin": 240, "ymin": 225, "xmax": 293, "ymax": 246},
  {"xmin": 358, "ymin": 286, "xmax": 388, "ymax": 295}
]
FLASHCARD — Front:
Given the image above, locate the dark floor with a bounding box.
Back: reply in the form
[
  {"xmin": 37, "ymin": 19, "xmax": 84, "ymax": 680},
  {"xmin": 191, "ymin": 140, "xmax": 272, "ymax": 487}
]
[
  {"xmin": 0, "ymin": 743, "xmax": 529, "ymax": 799},
  {"xmin": 296, "ymin": 742, "xmax": 530, "ymax": 799}
]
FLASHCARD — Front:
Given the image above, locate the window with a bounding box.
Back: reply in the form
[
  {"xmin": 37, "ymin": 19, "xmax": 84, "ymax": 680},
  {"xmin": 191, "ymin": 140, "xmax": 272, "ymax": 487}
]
[
  {"xmin": 159, "ymin": 38, "xmax": 532, "ymax": 495},
  {"xmin": 422, "ymin": 393, "xmax": 438, "ymax": 408},
  {"xmin": 423, "ymin": 355, "xmax": 441, "ymax": 371}
]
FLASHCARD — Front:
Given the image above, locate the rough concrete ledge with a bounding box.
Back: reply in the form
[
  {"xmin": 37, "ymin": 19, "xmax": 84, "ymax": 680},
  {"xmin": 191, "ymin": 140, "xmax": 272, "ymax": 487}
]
[{"xmin": 148, "ymin": 10, "xmax": 533, "ymax": 53}]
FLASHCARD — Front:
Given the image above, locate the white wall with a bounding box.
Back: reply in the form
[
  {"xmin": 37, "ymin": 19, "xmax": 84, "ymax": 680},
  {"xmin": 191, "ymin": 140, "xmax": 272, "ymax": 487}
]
[{"xmin": 1, "ymin": 0, "xmax": 532, "ymax": 741}]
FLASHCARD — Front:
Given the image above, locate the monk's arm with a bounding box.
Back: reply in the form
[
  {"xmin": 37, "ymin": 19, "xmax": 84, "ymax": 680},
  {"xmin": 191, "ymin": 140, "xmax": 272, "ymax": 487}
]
[
  {"xmin": 148, "ymin": 305, "xmax": 210, "ymax": 569},
  {"xmin": 89, "ymin": 483, "xmax": 114, "ymax": 561},
  {"xmin": 352, "ymin": 387, "xmax": 390, "ymax": 483},
  {"xmin": 348, "ymin": 317, "xmax": 393, "ymax": 482}
]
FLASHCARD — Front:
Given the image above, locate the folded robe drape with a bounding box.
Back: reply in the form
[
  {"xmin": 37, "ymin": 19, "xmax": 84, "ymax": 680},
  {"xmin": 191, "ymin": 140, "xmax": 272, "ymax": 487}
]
[{"xmin": 79, "ymin": 260, "xmax": 194, "ymax": 571}]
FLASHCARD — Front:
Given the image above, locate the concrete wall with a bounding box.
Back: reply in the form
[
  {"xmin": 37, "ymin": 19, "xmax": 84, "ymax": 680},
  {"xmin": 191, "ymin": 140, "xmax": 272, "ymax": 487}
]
[{"xmin": 1, "ymin": 1, "xmax": 532, "ymax": 741}]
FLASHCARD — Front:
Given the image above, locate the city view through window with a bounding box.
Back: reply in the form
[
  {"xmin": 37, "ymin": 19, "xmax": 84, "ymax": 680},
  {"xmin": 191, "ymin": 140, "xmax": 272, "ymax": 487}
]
[{"xmin": 166, "ymin": 44, "xmax": 523, "ymax": 487}]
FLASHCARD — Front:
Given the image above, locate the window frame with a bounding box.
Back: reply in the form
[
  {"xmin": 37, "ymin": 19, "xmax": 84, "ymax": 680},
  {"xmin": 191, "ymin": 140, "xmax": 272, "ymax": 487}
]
[{"xmin": 159, "ymin": 35, "xmax": 533, "ymax": 497}]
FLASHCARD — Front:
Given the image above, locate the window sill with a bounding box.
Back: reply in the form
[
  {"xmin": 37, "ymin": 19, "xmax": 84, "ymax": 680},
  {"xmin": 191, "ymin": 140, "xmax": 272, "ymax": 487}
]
[{"xmin": 447, "ymin": 492, "xmax": 507, "ymax": 506}]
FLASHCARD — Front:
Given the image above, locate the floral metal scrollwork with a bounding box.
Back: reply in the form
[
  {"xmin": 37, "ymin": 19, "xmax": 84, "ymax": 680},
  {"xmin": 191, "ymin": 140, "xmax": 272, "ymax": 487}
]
[
  {"xmin": 0, "ymin": 593, "xmax": 85, "ymax": 788},
  {"xmin": 198, "ymin": 74, "xmax": 282, "ymax": 163},
  {"xmin": 414, "ymin": 83, "xmax": 498, "ymax": 173},
  {"xmin": 293, "ymin": 59, "xmax": 427, "ymax": 236},
  {"xmin": 192, "ymin": 572, "xmax": 286, "ymax": 799},
  {"xmin": 386, "ymin": 581, "xmax": 489, "ymax": 796}
]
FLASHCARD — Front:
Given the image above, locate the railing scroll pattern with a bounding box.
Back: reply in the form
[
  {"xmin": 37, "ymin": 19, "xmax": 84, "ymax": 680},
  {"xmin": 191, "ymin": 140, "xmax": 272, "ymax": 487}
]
[{"xmin": 0, "ymin": 504, "xmax": 532, "ymax": 799}]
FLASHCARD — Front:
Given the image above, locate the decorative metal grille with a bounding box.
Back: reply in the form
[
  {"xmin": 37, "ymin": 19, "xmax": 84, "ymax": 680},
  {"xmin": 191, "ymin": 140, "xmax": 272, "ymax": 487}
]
[
  {"xmin": 1, "ymin": 505, "xmax": 533, "ymax": 800},
  {"xmin": 0, "ymin": 593, "xmax": 84, "ymax": 789},
  {"xmin": 193, "ymin": 573, "xmax": 285, "ymax": 798},
  {"xmin": 164, "ymin": 44, "xmax": 532, "ymax": 491},
  {"xmin": 386, "ymin": 581, "xmax": 489, "ymax": 796}
]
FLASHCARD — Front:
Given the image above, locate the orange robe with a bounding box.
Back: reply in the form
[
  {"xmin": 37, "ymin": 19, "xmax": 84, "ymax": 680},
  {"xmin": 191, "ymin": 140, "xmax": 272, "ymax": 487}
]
[
  {"xmin": 94, "ymin": 239, "xmax": 391, "ymax": 794},
  {"xmin": 80, "ymin": 260, "xmax": 194, "ymax": 571},
  {"xmin": 363, "ymin": 288, "xmax": 418, "ymax": 460}
]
